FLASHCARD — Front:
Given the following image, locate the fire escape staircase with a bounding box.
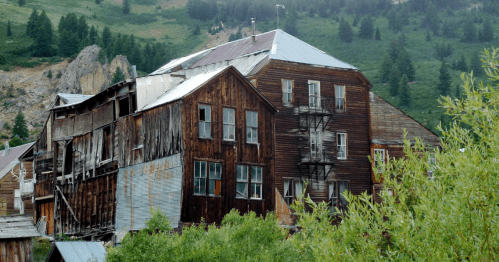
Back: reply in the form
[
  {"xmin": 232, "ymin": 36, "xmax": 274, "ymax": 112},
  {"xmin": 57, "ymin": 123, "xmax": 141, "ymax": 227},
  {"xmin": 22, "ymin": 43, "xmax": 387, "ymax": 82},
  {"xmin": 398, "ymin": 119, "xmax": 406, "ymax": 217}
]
[{"xmin": 297, "ymin": 97, "xmax": 335, "ymax": 180}]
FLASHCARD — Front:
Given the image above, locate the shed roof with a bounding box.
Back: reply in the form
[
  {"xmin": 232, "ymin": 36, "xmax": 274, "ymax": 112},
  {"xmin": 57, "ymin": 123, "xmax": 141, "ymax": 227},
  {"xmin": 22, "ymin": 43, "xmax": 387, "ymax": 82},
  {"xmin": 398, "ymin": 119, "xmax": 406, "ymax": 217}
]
[
  {"xmin": 151, "ymin": 29, "xmax": 358, "ymax": 77},
  {"xmin": 0, "ymin": 215, "xmax": 40, "ymax": 239},
  {"xmin": 0, "ymin": 143, "xmax": 34, "ymax": 181},
  {"xmin": 47, "ymin": 242, "xmax": 107, "ymax": 262},
  {"xmin": 369, "ymin": 92, "xmax": 440, "ymax": 146}
]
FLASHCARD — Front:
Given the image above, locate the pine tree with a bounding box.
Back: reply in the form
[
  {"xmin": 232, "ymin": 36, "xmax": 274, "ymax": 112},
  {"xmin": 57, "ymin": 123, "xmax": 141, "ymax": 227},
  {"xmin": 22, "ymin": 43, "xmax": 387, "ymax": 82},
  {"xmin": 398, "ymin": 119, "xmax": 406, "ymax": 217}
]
[
  {"xmin": 123, "ymin": 0, "xmax": 131, "ymax": 14},
  {"xmin": 18, "ymin": 0, "xmax": 25, "ymax": 7},
  {"xmin": 455, "ymin": 85, "xmax": 461, "ymax": 98},
  {"xmin": 192, "ymin": 24, "xmax": 200, "ymax": 35},
  {"xmin": 34, "ymin": 11, "xmax": 54, "ymax": 57},
  {"xmin": 462, "ymin": 18, "xmax": 476, "ymax": 43},
  {"xmin": 470, "ymin": 51, "xmax": 482, "ymax": 77},
  {"xmin": 284, "ymin": 13, "xmax": 298, "ymax": 36},
  {"xmin": 481, "ymin": 18, "xmax": 494, "ymax": 42},
  {"xmin": 102, "ymin": 27, "xmax": 112, "ymax": 50},
  {"xmin": 7, "ymin": 21, "xmax": 12, "ymax": 37},
  {"xmin": 89, "ymin": 26, "xmax": 98, "ymax": 45},
  {"xmin": 12, "ymin": 111, "xmax": 28, "ymax": 140},
  {"xmin": 359, "ymin": 16, "xmax": 374, "ymax": 39},
  {"xmin": 375, "ymin": 27, "xmax": 381, "ymax": 40},
  {"xmin": 379, "ymin": 53, "xmax": 393, "ymax": 83},
  {"xmin": 339, "ymin": 18, "xmax": 353, "ymax": 43},
  {"xmin": 437, "ymin": 61, "xmax": 451, "ymax": 96},
  {"xmin": 423, "ymin": 3, "xmax": 439, "ymax": 35},
  {"xmin": 58, "ymin": 13, "xmax": 79, "ymax": 57},
  {"xmin": 26, "ymin": 9, "xmax": 38, "ymax": 38},
  {"xmin": 112, "ymin": 67, "xmax": 126, "ymax": 84},
  {"xmin": 396, "ymin": 50, "xmax": 415, "ymax": 81},
  {"xmin": 426, "ymin": 30, "xmax": 431, "ymax": 42},
  {"xmin": 456, "ymin": 54, "xmax": 467, "ymax": 72},
  {"xmin": 389, "ymin": 65, "xmax": 401, "ymax": 96},
  {"xmin": 399, "ymin": 74, "xmax": 410, "ymax": 107},
  {"xmin": 77, "ymin": 15, "xmax": 89, "ymax": 42}
]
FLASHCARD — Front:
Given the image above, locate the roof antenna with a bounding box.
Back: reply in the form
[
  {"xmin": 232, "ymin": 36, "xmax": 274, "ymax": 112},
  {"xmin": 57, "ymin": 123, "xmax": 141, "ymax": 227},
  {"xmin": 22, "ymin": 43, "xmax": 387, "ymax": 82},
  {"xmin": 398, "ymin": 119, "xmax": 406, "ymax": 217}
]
[
  {"xmin": 276, "ymin": 4, "xmax": 285, "ymax": 29},
  {"xmin": 251, "ymin": 18, "xmax": 256, "ymax": 43}
]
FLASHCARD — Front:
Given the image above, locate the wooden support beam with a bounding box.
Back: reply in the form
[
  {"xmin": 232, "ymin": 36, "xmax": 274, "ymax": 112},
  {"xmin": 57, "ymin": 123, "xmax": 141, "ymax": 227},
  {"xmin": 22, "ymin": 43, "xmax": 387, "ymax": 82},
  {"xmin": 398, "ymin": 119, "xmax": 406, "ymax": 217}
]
[{"xmin": 55, "ymin": 185, "xmax": 79, "ymax": 224}]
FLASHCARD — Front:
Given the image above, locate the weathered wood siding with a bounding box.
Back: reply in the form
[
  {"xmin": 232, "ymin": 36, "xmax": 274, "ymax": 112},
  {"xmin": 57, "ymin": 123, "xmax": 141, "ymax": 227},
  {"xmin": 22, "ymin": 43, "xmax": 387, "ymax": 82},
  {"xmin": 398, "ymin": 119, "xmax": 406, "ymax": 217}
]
[
  {"xmin": 0, "ymin": 169, "xmax": 20, "ymax": 216},
  {"xmin": 181, "ymin": 69, "xmax": 275, "ymax": 224},
  {"xmin": 254, "ymin": 60, "xmax": 371, "ymax": 203},
  {"xmin": 0, "ymin": 238, "xmax": 34, "ymax": 262}
]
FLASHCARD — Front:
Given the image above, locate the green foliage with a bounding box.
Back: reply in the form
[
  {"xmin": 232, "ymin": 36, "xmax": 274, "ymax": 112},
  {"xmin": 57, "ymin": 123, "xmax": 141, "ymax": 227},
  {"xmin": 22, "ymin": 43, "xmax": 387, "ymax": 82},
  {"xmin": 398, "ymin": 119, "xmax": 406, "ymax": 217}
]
[
  {"xmin": 9, "ymin": 137, "xmax": 23, "ymax": 147},
  {"xmin": 434, "ymin": 42, "xmax": 453, "ymax": 60},
  {"xmin": 422, "ymin": 3, "xmax": 439, "ymax": 35},
  {"xmin": 378, "ymin": 53, "xmax": 392, "ymax": 83},
  {"xmin": 284, "ymin": 14, "xmax": 298, "ymax": 36},
  {"xmin": 26, "ymin": 9, "xmax": 39, "ymax": 38},
  {"xmin": 0, "ymin": 133, "xmax": 9, "ymax": 139},
  {"xmin": 389, "ymin": 64, "xmax": 401, "ymax": 96},
  {"xmin": 358, "ymin": 16, "xmax": 373, "ymax": 39},
  {"xmin": 12, "ymin": 111, "xmax": 28, "ymax": 140},
  {"xmin": 395, "ymin": 50, "xmax": 415, "ymax": 81},
  {"xmin": 18, "ymin": 0, "xmax": 25, "ymax": 7},
  {"xmin": 455, "ymin": 54, "xmax": 467, "ymax": 72},
  {"xmin": 461, "ymin": 17, "xmax": 476, "ymax": 43},
  {"xmin": 47, "ymin": 69, "xmax": 52, "ymax": 78},
  {"xmin": 426, "ymin": 29, "xmax": 431, "ymax": 42},
  {"xmin": 7, "ymin": 21, "xmax": 12, "ymax": 37},
  {"xmin": 480, "ymin": 18, "xmax": 493, "ymax": 42},
  {"xmin": 437, "ymin": 60, "xmax": 451, "ymax": 95},
  {"xmin": 375, "ymin": 27, "xmax": 381, "ymax": 41},
  {"xmin": 107, "ymin": 209, "xmax": 300, "ymax": 262},
  {"xmin": 469, "ymin": 51, "xmax": 482, "ymax": 77},
  {"xmin": 192, "ymin": 24, "xmax": 200, "ymax": 35},
  {"xmin": 339, "ymin": 18, "xmax": 353, "ymax": 43},
  {"xmin": 112, "ymin": 67, "xmax": 126, "ymax": 84},
  {"xmin": 33, "ymin": 11, "xmax": 55, "ymax": 57},
  {"xmin": 33, "ymin": 238, "xmax": 52, "ymax": 262},
  {"xmin": 399, "ymin": 74, "xmax": 410, "ymax": 107},
  {"xmin": 123, "ymin": 0, "xmax": 131, "ymax": 14},
  {"xmin": 3, "ymin": 122, "xmax": 11, "ymax": 130}
]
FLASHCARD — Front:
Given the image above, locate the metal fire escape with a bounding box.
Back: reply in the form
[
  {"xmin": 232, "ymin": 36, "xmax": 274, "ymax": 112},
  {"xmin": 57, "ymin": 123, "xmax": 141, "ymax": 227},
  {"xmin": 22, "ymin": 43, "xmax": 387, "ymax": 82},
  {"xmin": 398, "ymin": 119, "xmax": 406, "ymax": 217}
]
[{"xmin": 297, "ymin": 97, "xmax": 335, "ymax": 180}]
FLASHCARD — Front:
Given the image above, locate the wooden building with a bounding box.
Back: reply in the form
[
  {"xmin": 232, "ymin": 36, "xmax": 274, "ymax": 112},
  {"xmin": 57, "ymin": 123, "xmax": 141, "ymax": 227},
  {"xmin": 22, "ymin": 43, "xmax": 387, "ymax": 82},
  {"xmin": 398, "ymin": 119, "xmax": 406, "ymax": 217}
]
[
  {"xmin": 31, "ymin": 66, "xmax": 276, "ymax": 241},
  {"xmin": 0, "ymin": 143, "xmax": 34, "ymax": 217},
  {"xmin": 0, "ymin": 215, "xmax": 40, "ymax": 262},
  {"xmin": 369, "ymin": 92, "xmax": 440, "ymax": 202},
  {"xmin": 150, "ymin": 29, "xmax": 372, "ymax": 223}
]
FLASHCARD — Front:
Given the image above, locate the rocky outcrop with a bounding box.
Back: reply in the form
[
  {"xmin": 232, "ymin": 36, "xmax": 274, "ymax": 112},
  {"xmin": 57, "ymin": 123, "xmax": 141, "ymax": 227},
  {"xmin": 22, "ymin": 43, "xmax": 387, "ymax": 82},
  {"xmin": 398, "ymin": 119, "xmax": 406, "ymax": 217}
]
[{"xmin": 57, "ymin": 45, "xmax": 131, "ymax": 95}]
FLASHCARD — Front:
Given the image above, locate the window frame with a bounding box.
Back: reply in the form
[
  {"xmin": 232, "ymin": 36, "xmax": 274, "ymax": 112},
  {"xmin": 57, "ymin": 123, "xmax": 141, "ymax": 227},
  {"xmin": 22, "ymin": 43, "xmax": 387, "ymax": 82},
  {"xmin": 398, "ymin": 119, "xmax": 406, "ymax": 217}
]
[
  {"xmin": 329, "ymin": 181, "xmax": 349, "ymax": 213},
  {"xmin": 223, "ymin": 108, "xmax": 236, "ymax": 141},
  {"xmin": 310, "ymin": 130, "xmax": 323, "ymax": 159},
  {"xmin": 373, "ymin": 148, "xmax": 385, "ymax": 174},
  {"xmin": 199, "ymin": 104, "xmax": 212, "ymax": 139},
  {"xmin": 282, "ymin": 79, "xmax": 293, "ymax": 105},
  {"xmin": 337, "ymin": 132, "xmax": 347, "ymax": 160},
  {"xmin": 236, "ymin": 164, "xmax": 263, "ymax": 200},
  {"xmin": 308, "ymin": 80, "xmax": 321, "ymax": 109},
  {"xmin": 194, "ymin": 160, "xmax": 222, "ymax": 196},
  {"xmin": 335, "ymin": 85, "xmax": 346, "ymax": 111},
  {"xmin": 246, "ymin": 111, "xmax": 258, "ymax": 144}
]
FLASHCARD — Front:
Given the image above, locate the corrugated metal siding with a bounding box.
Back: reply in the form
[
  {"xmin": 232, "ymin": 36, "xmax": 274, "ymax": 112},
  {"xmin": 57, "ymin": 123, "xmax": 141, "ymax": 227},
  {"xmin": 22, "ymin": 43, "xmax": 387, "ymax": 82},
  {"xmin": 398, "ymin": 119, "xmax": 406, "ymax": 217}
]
[
  {"xmin": 136, "ymin": 74, "xmax": 184, "ymax": 111},
  {"xmin": 54, "ymin": 241, "xmax": 106, "ymax": 262},
  {"xmin": 116, "ymin": 154, "xmax": 183, "ymax": 234}
]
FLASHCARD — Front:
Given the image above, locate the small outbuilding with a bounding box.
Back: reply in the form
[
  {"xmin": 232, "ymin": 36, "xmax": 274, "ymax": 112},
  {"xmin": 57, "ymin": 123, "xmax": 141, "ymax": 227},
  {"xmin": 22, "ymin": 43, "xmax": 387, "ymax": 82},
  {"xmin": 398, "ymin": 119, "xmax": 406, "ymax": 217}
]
[
  {"xmin": 45, "ymin": 241, "xmax": 107, "ymax": 262},
  {"xmin": 0, "ymin": 215, "xmax": 40, "ymax": 262}
]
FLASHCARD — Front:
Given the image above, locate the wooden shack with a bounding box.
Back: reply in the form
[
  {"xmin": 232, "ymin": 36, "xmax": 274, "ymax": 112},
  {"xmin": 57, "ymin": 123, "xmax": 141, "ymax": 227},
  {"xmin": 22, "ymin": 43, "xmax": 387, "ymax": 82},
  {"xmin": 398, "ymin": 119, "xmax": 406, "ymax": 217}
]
[
  {"xmin": 369, "ymin": 92, "xmax": 440, "ymax": 202},
  {"xmin": 0, "ymin": 215, "xmax": 40, "ymax": 262}
]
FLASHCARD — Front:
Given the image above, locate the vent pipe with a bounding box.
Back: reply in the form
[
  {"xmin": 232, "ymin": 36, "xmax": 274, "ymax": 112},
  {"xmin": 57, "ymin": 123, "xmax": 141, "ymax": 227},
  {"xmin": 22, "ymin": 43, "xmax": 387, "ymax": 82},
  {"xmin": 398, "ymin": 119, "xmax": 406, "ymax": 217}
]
[
  {"xmin": 251, "ymin": 18, "xmax": 256, "ymax": 43},
  {"xmin": 131, "ymin": 65, "xmax": 137, "ymax": 78},
  {"xmin": 3, "ymin": 141, "xmax": 9, "ymax": 156}
]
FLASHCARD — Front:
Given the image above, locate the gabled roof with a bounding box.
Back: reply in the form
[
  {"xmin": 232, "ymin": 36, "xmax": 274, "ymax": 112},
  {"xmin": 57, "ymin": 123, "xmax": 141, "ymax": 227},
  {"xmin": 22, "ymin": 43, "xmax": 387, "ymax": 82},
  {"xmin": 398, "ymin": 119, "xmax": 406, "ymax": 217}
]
[
  {"xmin": 57, "ymin": 93, "xmax": 94, "ymax": 106},
  {"xmin": 46, "ymin": 242, "xmax": 107, "ymax": 262},
  {"xmin": 151, "ymin": 29, "xmax": 358, "ymax": 77},
  {"xmin": 369, "ymin": 92, "xmax": 440, "ymax": 146},
  {"xmin": 0, "ymin": 142, "xmax": 34, "ymax": 181},
  {"xmin": 0, "ymin": 215, "xmax": 40, "ymax": 239},
  {"xmin": 141, "ymin": 66, "xmax": 277, "ymax": 112}
]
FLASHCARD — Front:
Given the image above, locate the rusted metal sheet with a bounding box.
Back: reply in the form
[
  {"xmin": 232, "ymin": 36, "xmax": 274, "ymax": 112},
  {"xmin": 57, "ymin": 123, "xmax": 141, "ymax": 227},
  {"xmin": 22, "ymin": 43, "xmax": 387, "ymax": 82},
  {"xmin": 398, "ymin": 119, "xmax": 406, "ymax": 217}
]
[
  {"xmin": 92, "ymin": 101, "xmax": 114, "ymax": 130},
  {"xmin": 74, "ymin": 112, "xmax": 92, "ymax": 136},
  {"xmin": 115, "ymin": 154, "xmax": 183, "ymax": 237},
  {"xmin": 53, "ymin": 117, "xmax": 74, "ymax": 140}
]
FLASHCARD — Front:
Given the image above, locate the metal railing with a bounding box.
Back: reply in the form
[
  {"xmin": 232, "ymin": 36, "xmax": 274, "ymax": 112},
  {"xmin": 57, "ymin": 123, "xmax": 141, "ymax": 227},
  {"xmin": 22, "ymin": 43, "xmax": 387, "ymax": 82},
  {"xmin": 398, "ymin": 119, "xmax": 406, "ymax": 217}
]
[{"xmin": 299, "ymin": 147, "xmax": 335, "ymax": 163}]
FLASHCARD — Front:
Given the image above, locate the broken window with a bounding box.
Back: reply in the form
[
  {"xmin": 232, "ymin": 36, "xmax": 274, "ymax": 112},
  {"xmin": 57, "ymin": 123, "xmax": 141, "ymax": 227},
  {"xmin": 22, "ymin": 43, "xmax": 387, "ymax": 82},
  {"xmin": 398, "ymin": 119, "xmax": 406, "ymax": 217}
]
[
  {"xmin": 194, "ymin": 161, "xmax": 222, "ymax": 196},
  {"xmin": 310, "ymin": 130, "xmax": 322, "ymax": 159},
  {"xmin": 246, "ymin": 111, "xmax": 258, "ymax": 143},
  {"xmin": 335, "ymin": 85, "xmax": 345, "ymax": 111},
  {"xmin": 282, "ymin": 79, "xmax": 293, "ymax": 105},
  {"xmin": 118, "ymin": 97, "xmax": 130, "ymax": 117},
  {"xmin": 374, "ymin": 148, "xmax": 385, "ymax": 174},
  {"xmin": 64, "ymin": 140, "xmax": 73, "ymax": 176},
  {"xmin": 209, "ymin": 162, "xmax": 222, "ymax": 196},
  {"xmin": 102, "ymin": 126, "xmax": 112, "ymax": 161},
  {"xmin": 284, "ymin": 180, "xmax": 303, "ymax": 206},
  {"xmin": 308, "ymin": 80, "xmax": 320, "ymax": 109},
  {"xmin": 199, "ymin": 105, "xmax": 211, "ymax": 138},
  {"xmin": 223, "ymin": 108, "xmax": 235, "ymax": 141},
  {"xmin": 337, "ymin": 133, "xmax": 347, "ymax": 159},
  {"xmin": 194, "ymin": 161, "xmax": 207, "ymax": 195},
  {"xmin": 55, "ymin": 111, "xmax": 66, "ymax": 119},
  {"xmin": 237, "ymin": 165, "xmax": 263, "ymax": 199},
  {"xmin": 329, "ymin": 181, "xmax": 349, "ymax": 213}
]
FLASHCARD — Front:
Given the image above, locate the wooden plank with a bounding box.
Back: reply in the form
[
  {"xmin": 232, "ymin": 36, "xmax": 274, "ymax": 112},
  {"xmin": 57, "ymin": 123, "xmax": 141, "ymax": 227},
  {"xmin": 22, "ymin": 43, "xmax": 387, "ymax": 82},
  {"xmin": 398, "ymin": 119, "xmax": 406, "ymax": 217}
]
[{"xmin": 55, "ymin": 186, "xmax": 79, "ymax": 224}]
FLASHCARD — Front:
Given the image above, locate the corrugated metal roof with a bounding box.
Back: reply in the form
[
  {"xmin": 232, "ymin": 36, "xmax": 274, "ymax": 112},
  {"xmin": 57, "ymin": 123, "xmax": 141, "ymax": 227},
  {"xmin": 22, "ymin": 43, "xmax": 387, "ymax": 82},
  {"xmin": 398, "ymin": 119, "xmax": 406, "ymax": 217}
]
[
  {"xmin": 52, "ymin": 242, "xmax": 107, "ymax": 262},
  {"xmin": 0, "ymin": 143, "xmax": 34, "ymax": 181},
  {"xmin": 57, "ymin": 93, "xmax": 94, "ymax": 106},
  {"xmin": 141, "ymin": 66, "xmax": 229, "ymax": 111},
  {"xmin": 0, "ymin": 215, "xmax": 40, "ymax": 239}
]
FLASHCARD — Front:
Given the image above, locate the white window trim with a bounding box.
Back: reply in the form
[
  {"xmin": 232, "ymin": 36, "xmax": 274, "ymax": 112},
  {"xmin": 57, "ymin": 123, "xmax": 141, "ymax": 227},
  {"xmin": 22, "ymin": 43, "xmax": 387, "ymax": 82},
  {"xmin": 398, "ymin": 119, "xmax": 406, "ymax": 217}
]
[
  {"xmin": 246, "ymin": 111, "xmax": 258, "ymax": 144},
  {"xmin": 236, "ymin": 165, "xmax": 249, "ymax": 199},
  {"xmin": 310, "ymin": 130, "xmax": 323, "ymax": 159},
  {"xmin": 194, "ymin": 161, "xmax": 207, "ymax": 195},
  {"xmin": 199, "ymin": 105, "xmax": 211, "ymax": 139},
  {"xmin": 236, "ymin": 165, "xmax": 263, "ymax": 200},
  {"xmin": 374, "ymin": 148, "xmax": 385, "ymax": 173},
  {"xmin": 308, "ymin": 80, "xmax": 321, "ymax": 109},
  {"xmin": 282, "ymin": 79, "xmax": 293, "ymax": 105},
  {"xmin": 337, "ymin": 133, "xmax": 347, "ymax": 160},
  {"xmin": 250, "ymin": 166, "xmax": 263, "ymax": 200},
  {"xmin": 329, "ymin": 181, "xmax": 349, "ymax": 213},
  {"xmin": 335, "ymin": 85, "xmax": 345, "ymax": 111},
  {"xmin": 223, "ymin": 108, "xmax": 236, "ymax": 141}
]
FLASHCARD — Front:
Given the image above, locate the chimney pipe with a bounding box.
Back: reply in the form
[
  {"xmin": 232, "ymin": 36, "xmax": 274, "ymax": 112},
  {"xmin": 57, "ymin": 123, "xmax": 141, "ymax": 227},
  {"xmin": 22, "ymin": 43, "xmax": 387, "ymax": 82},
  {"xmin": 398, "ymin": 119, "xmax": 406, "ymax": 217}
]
[
  {"xmin": 251, "ymin": 18, "xmax": 256, "ymax": 43},
  {"xmin": 3, "ymin": 141, "xmax": 9, "ymax": 156}
]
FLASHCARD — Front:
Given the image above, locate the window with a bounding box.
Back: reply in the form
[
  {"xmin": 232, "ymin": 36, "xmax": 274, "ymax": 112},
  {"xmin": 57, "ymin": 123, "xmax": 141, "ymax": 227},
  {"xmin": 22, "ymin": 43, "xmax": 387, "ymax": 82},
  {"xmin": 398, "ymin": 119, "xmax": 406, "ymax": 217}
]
[
  {"xmin": 199, "ymin": 105, "xmax": 211, "ymax": 138},
  {"xmin": 118, "ymin": 97, "xmax": 130, "ymax": 117},
  {"xmin": 337, "ymin": 133, "xmax": 347, "ymax": 159},
  {"xmin": 335, "ymin": 85, "xmax": 345, "ymax": 111},
  {"xmin": 237, "ymin": 165, "xmax": 263, "ymax": 199},
  {"xmin": 329, "ymin": 181, "xmax": 349, "ymax": 213},
  {"xmin": 309, "ymin": 80, "xmax": 320, "ymax": 108},
  {"xmin": 102, "ymin": 126, "xmax": 112, "ymax": 161},
  {"xmin": 310, "ymin": 131, "xmax": 322, "ymax": 159},
  {"xmin": 223, "ymin": 108, "xmax": 235, "ymax": 141},
  {"xmin": 428, "ymin": 152, "xmax": 436, "ymax": 179},
  {"xmin": 246, "ymin": 111, "xmax": 258, "ymax": 143},
  {"xmin": 373, "ymin": 149, "xmax": 385, "ymax": 173},
  {"xmin": 284, "ymin": 180, "xmax": 294, "ymax": 205},
  {"xmin": 14, "ymin": 189, "xmax": 21, "ymax": 210},
  {"xmin": 194, "ymin": 161, "xmax": 222, "ymax": 196},
  {"xmin": 282, "ymin": 79, "xmax": 293, "ymax": 104}
]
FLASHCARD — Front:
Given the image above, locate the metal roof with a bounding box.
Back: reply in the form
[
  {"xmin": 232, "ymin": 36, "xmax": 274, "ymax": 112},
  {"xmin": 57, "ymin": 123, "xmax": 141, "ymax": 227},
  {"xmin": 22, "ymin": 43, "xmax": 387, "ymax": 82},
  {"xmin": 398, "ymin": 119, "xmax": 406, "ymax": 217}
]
[
  {"xmin": 57, "ymin": 93, "xmax": 94, "ymax": 106},
  {"xmin": 0, "ymin": 143, "xmax": 34, "ymax": 181},
  {"xmin": 0, "ymin": 215, "xmax": 40, "ymax": 239},
  {"xmin": 141, "ymin": 66, "xmax": 229, "ymax": 111},
  {"xmin": 50, "ymin": 242, "xmax": 107, "ymax": 262},
  {"xmin": 151, "ymin": 29, "xmax": 357, "ymax": 77}
]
